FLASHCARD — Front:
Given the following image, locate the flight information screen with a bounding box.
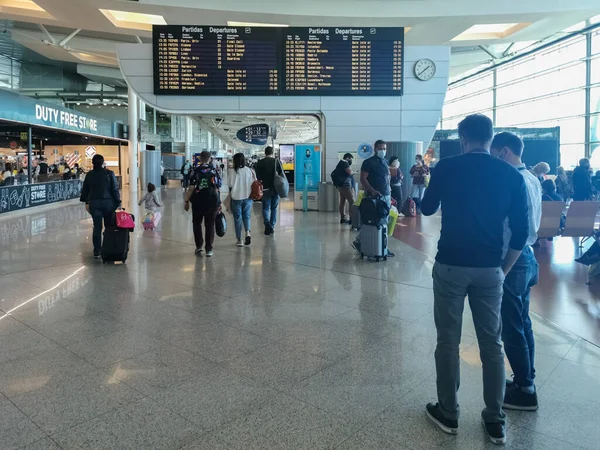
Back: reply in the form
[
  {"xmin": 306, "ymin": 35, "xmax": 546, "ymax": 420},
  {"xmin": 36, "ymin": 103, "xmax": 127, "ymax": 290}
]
[
  {"xmin": 283, "ymin": 27, "xmax": 404, "ymax": 95},
  {"xmin": 153, "ymin": 25, "xmax": 280, "ymax": 95}
]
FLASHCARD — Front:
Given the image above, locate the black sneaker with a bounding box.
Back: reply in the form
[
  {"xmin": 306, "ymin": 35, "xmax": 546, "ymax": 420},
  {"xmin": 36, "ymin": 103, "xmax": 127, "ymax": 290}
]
[
  {"xmin": 264, "ymin": 225, "xmax": 271, "ymax": 236},
  {"xmin": 426, "ymin": 403, "xmax": 458, "ymax": 435},
  {"xmin": 351, "ymin": 241, "xmax": 362, "ymax": 254},
  {"xmin": 386, "ymin": 251, "xmax": 395, "ymax": 257},
  {"xmin": 245, "ymin": 235, "xmax": 251, "ymax": 246},
  {"xmin": 481, "ymin": 418, "xmax": 506, "ymax": 445},
  {"xmin": 503, "ymin": 384, "xmax": 538, "ymax": 411},
  {"xmin": 340, "ymin": 218, "xmax": 347, "ymax": 224}
]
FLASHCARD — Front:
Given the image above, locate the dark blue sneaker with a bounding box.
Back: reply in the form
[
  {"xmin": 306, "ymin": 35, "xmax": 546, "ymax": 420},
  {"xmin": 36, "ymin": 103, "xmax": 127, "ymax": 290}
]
[
  {"xmin": 426, "ymin": 403, "xmax": 458, "ymax": 435},
  {"xmin": 481, "ymin": 418, "xmax": 506, "ymax": 445}
]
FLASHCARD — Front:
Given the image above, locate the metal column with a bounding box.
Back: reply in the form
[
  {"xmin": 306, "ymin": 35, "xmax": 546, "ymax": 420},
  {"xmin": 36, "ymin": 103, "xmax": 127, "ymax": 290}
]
[
  {"xmin": 128, "ymin": 89, "xmax": 139, "ymax": 196},
  {"xmin": 27, "ymin": 126, "xmax": 32, "ymax": 184},
  {"xmin": 185, "ymin": 117, "xmax": 193, "ymax": 161}
]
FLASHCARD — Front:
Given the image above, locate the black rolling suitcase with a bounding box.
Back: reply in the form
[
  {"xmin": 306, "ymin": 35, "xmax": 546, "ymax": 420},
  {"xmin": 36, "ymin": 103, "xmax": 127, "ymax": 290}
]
[
  {"xmin": 101, "ymin": 211, "xmax": 134, "ymax": 263},
  {"xmin": 101, "ymin": 228, "xmax": 130, "ymax": 263}
]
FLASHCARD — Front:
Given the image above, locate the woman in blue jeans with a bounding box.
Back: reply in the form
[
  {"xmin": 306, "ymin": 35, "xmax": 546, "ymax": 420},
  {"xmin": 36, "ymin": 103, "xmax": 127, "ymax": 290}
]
[{"xmin": 228, "ymin": 153, "xmax": 255, "ymax": 247}]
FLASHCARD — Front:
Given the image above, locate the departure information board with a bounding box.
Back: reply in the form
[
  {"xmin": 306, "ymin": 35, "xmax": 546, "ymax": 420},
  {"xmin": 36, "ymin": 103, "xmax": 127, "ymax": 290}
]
[
  {"xmin": 152, "ymin": 26, "xmax": 404, "ymax": 96},
  {"xmin": 283, "ymin": 27, "xmax": 403, "ymax": 95},
  {"xmin": 153, "ymin": 25, "xmax": 280, "ymax": 95}
]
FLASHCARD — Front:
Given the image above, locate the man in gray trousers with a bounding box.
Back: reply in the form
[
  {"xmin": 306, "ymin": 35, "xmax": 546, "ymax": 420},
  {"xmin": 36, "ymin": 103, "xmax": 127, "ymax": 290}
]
[{"xmin": 421, "ymin": 114, "xmax": 529, "ymax": 445}]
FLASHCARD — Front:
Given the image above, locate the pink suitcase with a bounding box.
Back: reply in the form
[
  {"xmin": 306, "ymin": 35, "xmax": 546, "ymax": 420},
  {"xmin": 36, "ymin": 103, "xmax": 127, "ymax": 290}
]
[{"xmin": 142, "ymin": 211, "xmax": 161, "ymax": 230}]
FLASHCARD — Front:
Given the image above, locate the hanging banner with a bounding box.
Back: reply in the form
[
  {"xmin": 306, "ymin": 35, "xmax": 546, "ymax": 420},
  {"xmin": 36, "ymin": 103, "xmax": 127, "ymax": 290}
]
[
  {"xmin": 294, "ymin": 143, "xmax": 322, "ymax": 210},
  {"xmin": 236, "ymin": 124, "xmax": 269, "ymax": 146}
]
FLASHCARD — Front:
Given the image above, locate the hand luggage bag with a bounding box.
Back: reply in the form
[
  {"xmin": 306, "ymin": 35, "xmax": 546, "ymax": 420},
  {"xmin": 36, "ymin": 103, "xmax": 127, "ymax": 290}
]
[
  {"xmin": 101, "ymin": 227, "xmax": 130, "ymax": 263},
  {"xmin": 351, "ymin": 204, "xmax": 361, "ymax": 230},
  {"xmin": 359, "ymin": 224, "xmax": 388, "ymax": 261},
  {"xmin": 142, "ymin": 211, "xmax": 161, "ymax": 230}
]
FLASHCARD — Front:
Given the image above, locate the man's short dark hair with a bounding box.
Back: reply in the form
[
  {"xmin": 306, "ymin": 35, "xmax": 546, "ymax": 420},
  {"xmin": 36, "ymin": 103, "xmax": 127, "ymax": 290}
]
[
  {"xmin": 491, "ymin": 132, "xmax": 524, "ymax": 157},
  {"xmin": 374, "ymin": 139, "xmax": 386, "ymax": 148},
  {"xmin": 91, "ymin": 154, "xmax": 104, "ymax": 168},
  {"xmin": 458, "ymin": 114, "xmax": 493, "ymax": 145},
  {"xmin": 265, "ymin": 146, "xmax": 274, "ymax": 156},
  {"xmin": 343, "ymin": 153, "xmax": 353, "ymax": 160},
  {"xmin": 199, "ymin": 151, "xmax": 211, "ymax": 163}
]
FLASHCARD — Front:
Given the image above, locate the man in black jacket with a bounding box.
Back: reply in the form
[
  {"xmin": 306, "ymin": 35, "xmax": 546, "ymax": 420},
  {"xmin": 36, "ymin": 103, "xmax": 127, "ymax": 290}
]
[
  {"xmin": 80, "ymin": 154, "xmax": 121, "ymax": 258},
  {"xmin": 255, "ymin": 146, "xmax": 284, "ymax": 235}
]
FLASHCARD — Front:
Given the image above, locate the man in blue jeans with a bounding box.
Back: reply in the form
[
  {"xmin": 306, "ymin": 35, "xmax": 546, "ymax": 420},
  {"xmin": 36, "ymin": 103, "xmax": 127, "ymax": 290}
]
[
  {"xmin": 255, "ymin": 146, "xmax": 283, "ymax": 235},
  {"xmin": 490, "ymin": 132, "xmax": 542, "ymax": 411}
]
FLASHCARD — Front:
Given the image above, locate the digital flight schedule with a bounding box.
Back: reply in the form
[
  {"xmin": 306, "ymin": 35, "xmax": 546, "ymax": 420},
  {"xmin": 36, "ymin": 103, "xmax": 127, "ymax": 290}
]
[
  {"xmin": 152, "ymin": 26, "xmax": 404, "ymax": 96},
  {"xmin": 153, "ymin": 25, "xmax": 280, "ymax": 95},
  {"xmin": 283, "ymin": 27, "xmax": 404, "ymax": 95}
]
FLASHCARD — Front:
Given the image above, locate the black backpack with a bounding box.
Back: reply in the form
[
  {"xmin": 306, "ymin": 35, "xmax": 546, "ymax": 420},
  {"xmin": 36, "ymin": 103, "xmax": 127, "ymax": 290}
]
[
  {"xmin": 330, "ymin": 168, "xmax": 346, "ymax": 187},
  {"xmin": 359, "ymin": 197, "xmax": 390, "ymax": 227}
]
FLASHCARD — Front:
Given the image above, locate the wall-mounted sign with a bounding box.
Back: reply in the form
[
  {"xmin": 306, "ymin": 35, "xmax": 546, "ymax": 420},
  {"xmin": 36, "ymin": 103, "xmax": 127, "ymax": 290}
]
[
  {"xmin": 35, "ymin": 105, "xmax": 98, "ymax": 133},
  {"xmin": 236, "ymin": 124, "xmax": 269, "ymax": 146},
  {"xmin": 357, "ymin": 143, "xmax": 373, "ymax": 159},
  {"xmin": 0, "ymin": 179, "xmax": 83, "ymax": 214},
  {"xmin": 294, "ymin": 143, "xmax": 322, "ymax": 211},
  {"xmin": 20, "ymin": 132, "xmax": 28, "ymax": 141},
  {"xmin": 85, "ymin": 146, "xmax": 97, "ymax": 158}
]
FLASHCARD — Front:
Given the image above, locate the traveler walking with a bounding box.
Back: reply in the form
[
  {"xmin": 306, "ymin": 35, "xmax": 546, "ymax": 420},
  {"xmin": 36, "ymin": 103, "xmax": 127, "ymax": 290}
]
[
  {"xmin": 409, "ymin": 154, "xmax": 429, "ymax": 203},
  {"xmin": 421, "ymin": 114, "xmax": 529, "ymax": 445},
  {"xmin": 255, "ymin": 146, "xmax": 284, "ymax": 235},
  {"xmin": 80, "ymin": 154, "xmax": 122, "ymax": 258},
  {"xmin": 138, "ymin": 182, "xmax": 163, "ymax": 211},
  {"xmin": 389, "ymin": 156, "xmax": 404, "ymax": 205},
  {"xmin": 228, "ymin": 153, "xmax": 254, "ymax": 247},
  {"xmin": 572, "ymin": 158, "xmax": 593, "ymax": 200},
  {"xmin": 181, "ymin": 159, "xmax": 192, "ymax": 189},
  {"xmin": 184, "ymin": 151, "xmax": 221, "ymax": 257},
  {"xmin": 351, "ymin": 139, "xmax": 395, "ymax": 257},
  {"xmin": 331, "ymin": 153, "xmax": 356, "ymax": 224},
  {"xmin": 490, "ymin": 132, "xmax": 542, "ymax": 412}
]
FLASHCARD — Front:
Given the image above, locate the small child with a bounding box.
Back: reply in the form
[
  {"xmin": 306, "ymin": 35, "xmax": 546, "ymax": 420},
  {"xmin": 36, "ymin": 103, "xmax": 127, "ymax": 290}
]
[{"xmin": 138, "ymin": 183, "xmax": 163, "ymax": 211}]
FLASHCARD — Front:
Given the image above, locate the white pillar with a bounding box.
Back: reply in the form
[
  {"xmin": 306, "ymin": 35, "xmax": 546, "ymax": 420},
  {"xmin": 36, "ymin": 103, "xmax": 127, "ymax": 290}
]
[
  {"xmin": 128, "ymin": 89, "xmax": 139, "ymax": 197},
  {"xmin": 206, "ymin": 131, "xmax": 213, "ymax": 151},
  {"xmin": 185, "ymin": 117, "xmax": 193, "ymax": 161}
]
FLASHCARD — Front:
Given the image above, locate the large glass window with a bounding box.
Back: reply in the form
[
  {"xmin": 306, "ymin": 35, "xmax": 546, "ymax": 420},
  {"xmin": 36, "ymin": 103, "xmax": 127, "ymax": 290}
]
[{"xmin": 496, "ymin": 90, "xmax": 585, "ymax": 126}]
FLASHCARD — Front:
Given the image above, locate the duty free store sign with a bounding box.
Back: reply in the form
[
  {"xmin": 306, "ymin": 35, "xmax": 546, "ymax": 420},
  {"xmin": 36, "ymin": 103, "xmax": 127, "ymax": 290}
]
[{"xmin": 35, "ymin": 105, "xmax": 98, "ymax": 133}]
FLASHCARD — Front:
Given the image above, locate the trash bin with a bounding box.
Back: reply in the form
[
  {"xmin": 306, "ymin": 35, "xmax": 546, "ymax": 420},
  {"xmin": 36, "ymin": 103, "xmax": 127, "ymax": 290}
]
[{"xmin": 319, "ymin": 182, "xmax": 337, "ymax": 212}]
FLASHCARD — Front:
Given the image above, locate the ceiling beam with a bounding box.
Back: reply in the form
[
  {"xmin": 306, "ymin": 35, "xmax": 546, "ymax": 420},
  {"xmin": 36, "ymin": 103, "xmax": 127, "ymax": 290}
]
[
  {"xmin": 37, "ymin": 24, "xmax": 55, "ymax": 44},
  {"xmin": 59, "ymin": 29, "xmax": 82, "ymax": 47}
]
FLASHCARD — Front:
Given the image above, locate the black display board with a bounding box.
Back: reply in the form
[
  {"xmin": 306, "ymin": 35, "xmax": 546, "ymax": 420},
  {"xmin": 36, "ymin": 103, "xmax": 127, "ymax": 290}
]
[
  {"xmin": 153, "ymin": 25, "xmax": 280, "ymax": 95},
  {"xmin": 283, "ymin": 27, "xmax": 404, "ymax": 95},
  {"xmin": 152, "ymin": 26, "xmax": 404, "ymax": 96},
  {"xmin": 0, "ymin": 180, "xmax": 82, "ymax": 214}
]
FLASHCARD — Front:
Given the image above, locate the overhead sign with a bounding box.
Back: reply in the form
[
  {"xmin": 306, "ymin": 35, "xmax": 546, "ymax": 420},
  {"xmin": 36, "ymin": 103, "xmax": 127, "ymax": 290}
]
[
  {"xmin": 236, "ymin": 124, "xmax": 269, "ymax": 146},
  {"xmin": 357, "ymin": 143, "xmax": 373, "ymax": 159},
  {"xmin": 35, "ymin": 105, "xmax": 98, "ymax": 133}
]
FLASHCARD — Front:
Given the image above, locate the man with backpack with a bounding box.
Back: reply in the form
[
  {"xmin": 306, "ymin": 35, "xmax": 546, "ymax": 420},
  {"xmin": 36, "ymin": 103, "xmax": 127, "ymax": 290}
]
[
  {"xmin": 181, "ymin": 159, "xmax": 192, "ymax": 189},
  {"xmin": 255, "ymin": 146, "xmax": 284, "ymax": 236},
  {"xmin": 331, "ymin": 153, "xmax": 355, "ymax": 224},
  {"xmin": 184, "ymin": 151, "xmax": 221, "ymax": 257}
]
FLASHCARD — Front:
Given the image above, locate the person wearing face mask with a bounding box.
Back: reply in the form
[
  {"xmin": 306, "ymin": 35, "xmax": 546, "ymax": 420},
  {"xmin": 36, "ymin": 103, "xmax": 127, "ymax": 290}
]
[
  {"xmin": 490, "ymin": 132, "xmax": 541, "ymax": 413},
  {"xmin": 421, "ymin": 115, "xmax": 529, "ymax": 445},
  {"xmin": 389, "ymin": 156, "xmax": 404, "ymax": 205},
  {"xmin": 409, "ymin": 155, "xmax": 430, "ymax": 206},
  {"xmin": 351, "ymin": 140, "xmax": 395, "ymax": 257},
  {"xmin": 332, "ymin": 153, "xmax": 356, "ymax": 224}
]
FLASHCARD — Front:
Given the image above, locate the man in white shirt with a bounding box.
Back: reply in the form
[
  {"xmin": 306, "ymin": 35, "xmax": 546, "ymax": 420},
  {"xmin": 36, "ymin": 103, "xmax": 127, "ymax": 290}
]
[{"xmin": 490, "ymin": 132, "xmax": 542, "ymax": 412}]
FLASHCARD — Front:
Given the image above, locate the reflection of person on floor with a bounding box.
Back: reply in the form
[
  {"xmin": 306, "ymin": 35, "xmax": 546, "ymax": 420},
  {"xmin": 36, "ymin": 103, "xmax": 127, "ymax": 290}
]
[
  {"xmin": 332, "ymin": 153, "xmax": 355, "ymax": 224},
  {"xmin": 80, "ymin": 154, "xmax": 121, "ymax": 259},
  {"xmin": 491, "ymin": 132, "xmax": 542, "ymax": 412},
  {"xmin": 352, "ymin": 139, "xmax": 395, "ymax": 258},
  {"xmin": 184, "ymin": 151, "xmax": 221, "ymax": 257},
  {"xmin": 421, "ymin": 114, "xmax": 529, "ymax": 445}
]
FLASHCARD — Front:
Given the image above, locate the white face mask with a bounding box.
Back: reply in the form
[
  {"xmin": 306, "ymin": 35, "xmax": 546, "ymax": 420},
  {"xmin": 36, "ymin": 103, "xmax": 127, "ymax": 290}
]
[
  {"xmin": 376, "ymin": 150, "xmax": 387, "ymax": 159},
  {"xmin": 391, "ymin": 160, "xmax": 400, "ymax": 168}
]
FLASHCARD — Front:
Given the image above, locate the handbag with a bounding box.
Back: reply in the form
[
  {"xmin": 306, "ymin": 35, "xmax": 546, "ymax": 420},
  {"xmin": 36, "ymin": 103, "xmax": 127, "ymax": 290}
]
[
  {"xmin": 115, "ymin": 209, "xmax": 135, "ymax": 230},
  {"xmin": 273, "ymin": 159, "xmax": 289, "ymax": 198},
  {"xmin": 215, "ymin": 210, "xmax": 227, "ymax": 237}
]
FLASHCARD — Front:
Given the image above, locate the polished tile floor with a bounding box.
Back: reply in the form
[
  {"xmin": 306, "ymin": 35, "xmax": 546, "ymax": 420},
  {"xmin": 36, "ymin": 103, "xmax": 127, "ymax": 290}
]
[{"xmin": 0, "ymin": 187, "xmax": 599, "ymax": 449}]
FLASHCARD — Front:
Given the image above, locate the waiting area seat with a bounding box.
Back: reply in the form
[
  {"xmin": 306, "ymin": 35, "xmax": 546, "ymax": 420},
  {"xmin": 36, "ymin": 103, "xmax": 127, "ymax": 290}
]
[{"xmin": 538, "ymin": 200, "xmax": 600, "ymax": 245}]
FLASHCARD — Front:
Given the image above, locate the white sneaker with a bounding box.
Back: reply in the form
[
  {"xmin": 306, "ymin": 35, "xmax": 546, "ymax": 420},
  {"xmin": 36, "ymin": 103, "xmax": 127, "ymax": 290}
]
[
  {"xmin": 206, "ymin": 250, "xmax": 214, "ymax": 257},
  {"xmin": 236, "ymin": 239, "xmax": 243, "ymax": 247},
  {"xmin": 195, "ymin": 248, "xmax": 203, "ymax": 255}
]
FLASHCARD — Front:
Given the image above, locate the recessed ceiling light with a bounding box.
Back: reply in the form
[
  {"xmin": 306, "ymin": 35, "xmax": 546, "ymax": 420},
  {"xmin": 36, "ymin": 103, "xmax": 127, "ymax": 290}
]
[
  {"xmin": 71, "ymin": 51, "xmax": 118, "ymax": 66},
  {"xmin": 0, "ymin": 0, "xmax": 54, "ymax": 18},
  {"xmin": 451, "ymin": 23, "xmax": 530, "ymax": 41},
  {"xmin": 76, "ymin": 102, "xmax": 81, "ymax": 106},
  {"xmin": 227, "ymin": 21, "xmax": 288, "ymax": 28},
  {"xmin": 100, "ymin": 9, "xmax": 167, "ymax": 31}
]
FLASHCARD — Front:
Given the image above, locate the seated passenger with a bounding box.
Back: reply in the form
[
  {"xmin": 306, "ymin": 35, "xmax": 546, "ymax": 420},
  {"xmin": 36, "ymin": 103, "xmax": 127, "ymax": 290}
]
[{"xmin": 541, "ymin": 179, "xmax": 563, "ymax": 202}]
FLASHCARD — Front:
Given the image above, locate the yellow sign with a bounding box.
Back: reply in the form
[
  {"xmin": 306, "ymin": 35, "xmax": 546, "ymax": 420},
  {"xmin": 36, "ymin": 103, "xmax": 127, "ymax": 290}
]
[{"xmin": 20, "ymin": 132, "xmax": 28, "ymax": 141}]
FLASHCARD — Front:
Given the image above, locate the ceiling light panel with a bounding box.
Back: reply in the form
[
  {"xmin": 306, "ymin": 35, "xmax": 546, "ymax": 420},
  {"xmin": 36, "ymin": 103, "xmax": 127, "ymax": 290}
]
[
  {"xmin": 100, "ymin": 9, "xmax": 167, "ymax": 31},
  {"xmin": 0, "ymin": 0, "xmax": 54, "ymax": 19},
  {"xmin": 451, "ymin": 23, "xmax": 530, "ymax": 41}
]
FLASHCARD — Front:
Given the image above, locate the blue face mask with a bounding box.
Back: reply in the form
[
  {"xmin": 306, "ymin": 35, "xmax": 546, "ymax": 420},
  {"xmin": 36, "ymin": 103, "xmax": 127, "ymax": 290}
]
[{"xmin": 376, "ymin": 150, "xmax": 387, "ymax": 159}]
